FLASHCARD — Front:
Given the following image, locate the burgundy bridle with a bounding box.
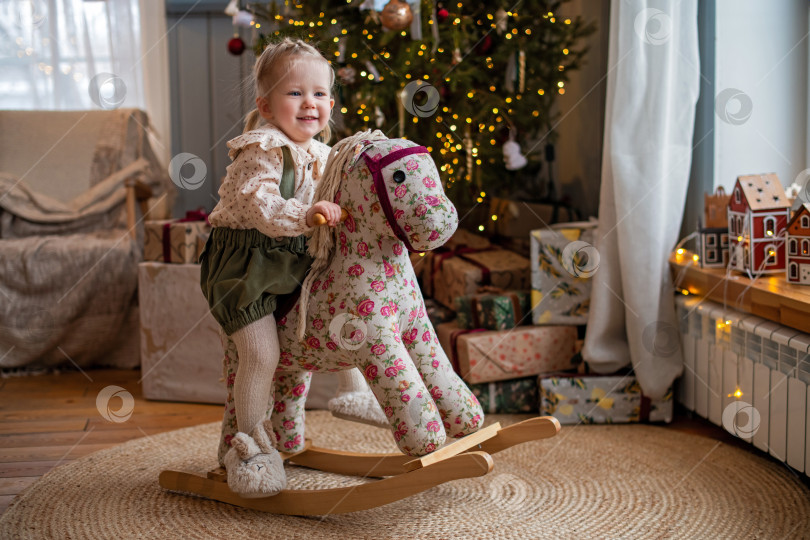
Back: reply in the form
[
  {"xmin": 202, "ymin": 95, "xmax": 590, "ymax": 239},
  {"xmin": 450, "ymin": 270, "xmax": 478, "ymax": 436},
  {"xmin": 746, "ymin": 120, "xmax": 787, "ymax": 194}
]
[{"xmin": 361, "ymin": 145, "xmax": 429, "ymax": 254}]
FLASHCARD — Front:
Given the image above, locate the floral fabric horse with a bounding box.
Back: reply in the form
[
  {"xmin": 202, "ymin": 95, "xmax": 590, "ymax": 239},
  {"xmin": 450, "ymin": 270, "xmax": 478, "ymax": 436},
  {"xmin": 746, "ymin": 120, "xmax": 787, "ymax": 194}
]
[{"xmin": 217, "ymin": 132, "xmax": 484, "ymax": 462}]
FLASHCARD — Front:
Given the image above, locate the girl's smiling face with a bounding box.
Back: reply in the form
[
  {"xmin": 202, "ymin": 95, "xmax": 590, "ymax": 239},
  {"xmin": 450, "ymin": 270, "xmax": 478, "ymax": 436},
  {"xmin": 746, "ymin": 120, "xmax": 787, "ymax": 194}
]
[{"xmin": 256, "ymin": 56, "xmax": 334, "ymax": 149}]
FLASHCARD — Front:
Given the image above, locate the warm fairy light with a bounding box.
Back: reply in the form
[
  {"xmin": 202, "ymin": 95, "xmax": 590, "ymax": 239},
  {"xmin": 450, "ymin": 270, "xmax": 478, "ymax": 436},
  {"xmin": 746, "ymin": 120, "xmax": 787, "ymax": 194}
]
[
  {"xmin": 563, "ymin": 48, "xmax": 569, "ymax": 55},
  {"xmin": 558, "ymin": 82, "xmax": 565, "ymax": 88},
  {"xmin": 538, "ymin": 89, "xmax": 545, "ymax": 95},
  {"xmin": 677, "ymin": 248, "xmax": 685, "ymax": 255},
  {"xmin": 478, "ymin": 225, "xmax": 485, "ymax": 231},
  {"xmin": 766, "ymin": 230, "xmax": 773, "ymax": 236},
  {"xmin": 692, "ymin": 254, "xmax": 699, "ymax": 262},
  {"xmin": 737, "ymin": 236, "xmax": 743, "ymax": 242},
  {"xmin": 340, "ymin": 107, "xmax": 347, "ymax": 113},
  {"xmin": 769, "ymin": 250, "xmax": 776, "ymax": 256},
  {"xmin": 681, "ymin": 290, "xmax": 689, "ymax": 295},
  {"xmin": 480, "ymin": 191, "xmax": 486, "ymax": 197},
  {"xmin": 491, "ymin": 215, "xmax": 498, "ymax": 221}
]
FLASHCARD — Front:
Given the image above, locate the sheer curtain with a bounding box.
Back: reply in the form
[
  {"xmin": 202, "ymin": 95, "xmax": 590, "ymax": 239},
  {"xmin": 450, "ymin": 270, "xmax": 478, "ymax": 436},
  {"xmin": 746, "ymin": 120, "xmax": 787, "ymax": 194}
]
[
  {"xmin": 582, "ymin": 0, "xmax": 700, "ymax": 398},
  {"xmin": 0, "ymin": 0, "xmax": 144, "ymax": 111}
]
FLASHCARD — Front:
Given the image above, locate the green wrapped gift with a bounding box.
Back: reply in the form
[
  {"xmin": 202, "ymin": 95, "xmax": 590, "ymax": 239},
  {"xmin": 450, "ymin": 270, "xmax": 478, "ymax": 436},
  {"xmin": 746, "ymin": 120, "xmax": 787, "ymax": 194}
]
[
  {"xmin": 471, "ymin": 376, "xmax": 539, "ymax": 414},
  {"xmin": 454, "ymin": 289, "xmax": 531, "ymax": 330},
  {"xmin": 424, "ymin": 298, "xmax": 456, "ymax": 326}
]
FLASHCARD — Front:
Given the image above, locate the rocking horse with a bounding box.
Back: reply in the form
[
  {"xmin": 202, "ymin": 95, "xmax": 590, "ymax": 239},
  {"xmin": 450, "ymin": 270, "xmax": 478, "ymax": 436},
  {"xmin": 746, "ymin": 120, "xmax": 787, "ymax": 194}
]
[{"xmin": 160, "ymin": 131, "xmax": 561, "ymax": 514}]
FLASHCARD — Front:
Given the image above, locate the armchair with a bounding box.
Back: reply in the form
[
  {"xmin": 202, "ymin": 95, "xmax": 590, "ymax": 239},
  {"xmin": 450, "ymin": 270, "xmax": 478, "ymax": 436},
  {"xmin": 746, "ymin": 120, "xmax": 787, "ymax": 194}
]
[{"xmin": 0, "ymin": 109, "xmax": 174, "ymax": 369}]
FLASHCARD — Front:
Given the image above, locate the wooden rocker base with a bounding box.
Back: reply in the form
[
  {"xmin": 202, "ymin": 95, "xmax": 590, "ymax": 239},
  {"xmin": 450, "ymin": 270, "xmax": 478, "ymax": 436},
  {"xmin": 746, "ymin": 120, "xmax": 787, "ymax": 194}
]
[{"xmin": 159, "ymin": 416, "xmax": 560, "ymax": 515}]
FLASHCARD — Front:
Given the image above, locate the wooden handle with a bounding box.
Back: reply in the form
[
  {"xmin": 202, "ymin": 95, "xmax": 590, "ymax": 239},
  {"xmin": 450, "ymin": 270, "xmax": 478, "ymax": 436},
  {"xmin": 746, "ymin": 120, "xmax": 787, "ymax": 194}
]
[{"xmin": 312, "ymin": 208, "xmax": 349, "ymax": 226}]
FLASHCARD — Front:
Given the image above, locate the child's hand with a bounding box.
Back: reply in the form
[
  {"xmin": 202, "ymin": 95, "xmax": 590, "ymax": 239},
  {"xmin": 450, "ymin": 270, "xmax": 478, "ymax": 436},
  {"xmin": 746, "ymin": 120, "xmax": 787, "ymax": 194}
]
[{"xmin": 306, "ymin": 200, "xmax": 343, "ymax": 227}]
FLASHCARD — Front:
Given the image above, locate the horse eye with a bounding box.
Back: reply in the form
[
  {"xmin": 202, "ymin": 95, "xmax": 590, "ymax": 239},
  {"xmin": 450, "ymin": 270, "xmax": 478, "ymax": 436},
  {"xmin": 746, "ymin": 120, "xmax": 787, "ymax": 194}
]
[{"xmin": 393, "ymin": 170, "xmax": 406, "ymax": 183}]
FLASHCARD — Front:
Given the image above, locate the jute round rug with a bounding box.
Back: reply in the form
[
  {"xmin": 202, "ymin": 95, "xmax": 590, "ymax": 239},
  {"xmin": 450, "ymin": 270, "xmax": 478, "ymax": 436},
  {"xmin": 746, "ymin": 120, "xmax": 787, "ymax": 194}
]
[{"xmin": 2, "ymin": 412, "xmax": 808, "ymax": 539}]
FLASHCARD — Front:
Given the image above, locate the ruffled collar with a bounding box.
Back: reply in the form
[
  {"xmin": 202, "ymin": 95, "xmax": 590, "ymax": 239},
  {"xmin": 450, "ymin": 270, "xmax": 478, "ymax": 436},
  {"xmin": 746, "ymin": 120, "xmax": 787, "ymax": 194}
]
[{"xmin": 227, "ymin": 124, "xmax": 330, "ymax": 175}]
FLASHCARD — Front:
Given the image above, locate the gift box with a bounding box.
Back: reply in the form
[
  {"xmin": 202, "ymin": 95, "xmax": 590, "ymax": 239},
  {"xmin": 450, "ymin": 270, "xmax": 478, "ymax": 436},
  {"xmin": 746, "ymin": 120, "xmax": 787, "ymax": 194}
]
[
  {"xmin": 539, "ymin": 373, "xmax": 673, "ymax": 424},
  {"xmin": 138, "ymin": 262, "xmax": 225, "ymax": 404},
  {"xmin": 530, "ymin": 220, "xmax": 597, "ymax": 325},
  {"xmin": 436, "ymin": 321, "xmax": 577, "ymax": 384},
  {"xmin": 433, "ymin": 248, "xmax": 530, "ymax": 309},
  {"xmin": 455, "ymin": 288, "xmax": 531, "ymax": 330},
  {"xmin": 424, "ymin": 298, "xmax": 456, "ymax": 327},
  {"xmin": 414, "ymin": 229, "xmax": 493, "ymax": 297},
  {"xmin": 196, "ymin": 231, "xmax": 210, "ymax": 263},
  {"xmin": 144, "ymin": 211, "xmax": 210, "ymax": 264},
  {"xmin": 470, "ymin": 376, "xmax": 539, "ymax": 414}
]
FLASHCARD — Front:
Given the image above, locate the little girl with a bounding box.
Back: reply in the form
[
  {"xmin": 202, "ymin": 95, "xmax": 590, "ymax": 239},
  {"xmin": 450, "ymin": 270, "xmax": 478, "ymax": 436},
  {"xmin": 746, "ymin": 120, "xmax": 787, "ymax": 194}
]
[{"xmin": 199, "ymin": 38, "xmax": 343, "ymax": 498}]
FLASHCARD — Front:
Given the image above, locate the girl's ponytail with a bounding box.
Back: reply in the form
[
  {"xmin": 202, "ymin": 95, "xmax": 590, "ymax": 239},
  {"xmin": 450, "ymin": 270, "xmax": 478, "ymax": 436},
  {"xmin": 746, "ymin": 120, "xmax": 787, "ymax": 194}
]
[{"xmin": 243, "ymin": 108, "xmax": 262, "ymax": 133}]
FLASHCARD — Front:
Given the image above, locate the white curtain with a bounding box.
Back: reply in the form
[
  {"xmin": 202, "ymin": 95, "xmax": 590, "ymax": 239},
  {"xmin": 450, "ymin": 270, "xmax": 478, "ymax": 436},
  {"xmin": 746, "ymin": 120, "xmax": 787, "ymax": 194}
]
[{"xmin": 582, "ymin": 0, "xmax": 700, "ymax": 399}]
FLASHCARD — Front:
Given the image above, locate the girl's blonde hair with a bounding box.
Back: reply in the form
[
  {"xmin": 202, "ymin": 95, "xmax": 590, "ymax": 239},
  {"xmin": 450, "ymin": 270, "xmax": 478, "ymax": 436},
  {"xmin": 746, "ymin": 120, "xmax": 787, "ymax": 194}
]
[{"xmin": 243, "ymin": 37, "xmax": 335, "ymax": 142}]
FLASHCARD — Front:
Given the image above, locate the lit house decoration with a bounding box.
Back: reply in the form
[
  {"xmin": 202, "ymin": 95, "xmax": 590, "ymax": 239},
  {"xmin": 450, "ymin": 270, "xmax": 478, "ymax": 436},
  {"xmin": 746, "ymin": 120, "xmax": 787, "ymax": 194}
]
[
  {"xmin": 786, "ymin": 203, "xmax": 810, "ymax": 284},
  {"xmin": 697, "ymin": 187, "xmax": 730, "ymax": 268},
  {"xmin": 728, "ymin": 173, "xmax": 791, "ymax": 274}
]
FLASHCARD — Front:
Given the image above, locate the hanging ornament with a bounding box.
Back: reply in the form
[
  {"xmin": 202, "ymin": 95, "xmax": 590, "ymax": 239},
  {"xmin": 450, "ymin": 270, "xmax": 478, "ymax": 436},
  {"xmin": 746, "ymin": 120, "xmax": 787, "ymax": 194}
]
[
  {"xmin": 504, "ymin": 49, "xmax": 525, "ymax": 93},
  {"xmin": 224, "ymin": 0, "xmax": 239, "ymax": 17},
  {"xmin": 409, "ymin": 0, "xmax": 422, "ymax": 40},
  {"xmin": 337, "ymin": 65, "xmax": 357, "ymax": 85},
  {"xmin": 437, "ymin": 8, "xmax": 449, "ymax": 22},
  {"xmin": 232, "ymin": 10, "xmax": 253, "ymax": 28},
  {"xmin": 228, "ymin": 35, "xmax": 246, "ymax": 56},
  {"xmin": 452, "ymin": 47, "xmax": 462, "ymax": 65},
  {"xmin": 503, "ymin": 130, "xmax": 527, "ymax": 170},
  {"xmin": 380, "ymin": 0, "xmax": 413, "ymax": 32},
  {"xmin": 374, "ymin": 106, "xmax": 385, "ymax": 128},
  {"xmin": 495, "ymin": 7, "xmax": 508, "ymax": 34}
]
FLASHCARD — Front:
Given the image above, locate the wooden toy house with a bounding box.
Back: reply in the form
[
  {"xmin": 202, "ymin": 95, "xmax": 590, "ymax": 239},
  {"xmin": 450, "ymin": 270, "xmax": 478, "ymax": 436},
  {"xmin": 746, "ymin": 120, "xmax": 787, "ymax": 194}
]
[
  {"xmin": 786, "ymin": 203, "xmax": 810, "ymax": 284},
  {"xmin": 728, "ymin": 173, "xmax": 791, "ymax": 274},
  {"xmin": 697, "ymin": 187, "xmax": 730, "ymax": 268}
]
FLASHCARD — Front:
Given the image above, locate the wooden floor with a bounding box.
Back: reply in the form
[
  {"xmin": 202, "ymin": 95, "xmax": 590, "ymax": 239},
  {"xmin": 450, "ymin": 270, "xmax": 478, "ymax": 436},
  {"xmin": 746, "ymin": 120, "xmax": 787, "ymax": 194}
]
[{"xmin": 0, "ymin": 368, "xmax": 798, "ymax": 516}]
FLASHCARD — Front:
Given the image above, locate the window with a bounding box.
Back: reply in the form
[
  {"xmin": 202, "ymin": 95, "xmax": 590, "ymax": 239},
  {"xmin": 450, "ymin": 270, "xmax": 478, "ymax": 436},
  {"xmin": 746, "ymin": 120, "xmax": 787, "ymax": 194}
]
[
  {"xmin": 765, "ymin": 244, "xmax": 777, "ymax": 265},
  {"xmin": 803, "ymin": 239, "xmax": 810, "ymax": 256},
  {"xmin": 706, "ymin": 248, "xmax": 718, "ymax": 263},
  {"xmin": 790, "ymin": 238, "xmax": 798, "ymax": 255},
  {"xmin": 735, "ymin": 189, "xmax": 741, "ymax": 204},
  {"xmin": 790, "ymin": 263, "xmax": 799, "ymax": 279},
  {"xmin": 763, "ymin": 216, "xmax": 776, "ymax": 238},
  {"xmin": 0, "ymin": 1, "xmax": 144, "ymax": 110},
  {"xmin": 803, "ymin": 215, "xmax": 810, "ymax": 229},
  {"xmin": 706, "ymin": 234, "xmax": 716, "ymax": 247},
  {"xmin": 720, "ymin": 233, "xmax": 728, "ymax": 247}
]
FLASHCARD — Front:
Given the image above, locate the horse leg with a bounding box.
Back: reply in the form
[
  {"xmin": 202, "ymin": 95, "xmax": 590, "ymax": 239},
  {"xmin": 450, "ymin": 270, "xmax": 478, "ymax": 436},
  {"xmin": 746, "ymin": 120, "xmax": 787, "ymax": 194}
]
[
  {"xmin": 404, "ymin": 323, "xmax": 485, "ymax": 439},
  {"xmin": 328, "ymin": 369, "xmax": 388, "ymax": 428},
  {"xmin": 267, "ymin": 370, "xmax": 311, "ymax": 454},
  {"xmin": 361, "ymin": 346, "xmax": 447, "ymax": 456}
]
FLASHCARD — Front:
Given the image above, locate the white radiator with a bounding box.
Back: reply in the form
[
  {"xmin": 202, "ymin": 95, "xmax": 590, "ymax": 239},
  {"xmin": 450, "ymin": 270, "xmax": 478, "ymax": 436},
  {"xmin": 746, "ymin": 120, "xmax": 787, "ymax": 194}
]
[{"xmin": 675, "ymin": 295, "xmax": 810, "ymax": 477}]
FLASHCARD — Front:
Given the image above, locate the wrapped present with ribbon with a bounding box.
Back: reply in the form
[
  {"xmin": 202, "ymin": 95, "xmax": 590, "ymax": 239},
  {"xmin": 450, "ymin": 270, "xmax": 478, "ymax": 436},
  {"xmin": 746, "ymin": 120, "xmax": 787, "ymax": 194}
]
[
  {"xmin": 470, "ymin": 376, "xmax": 539, "ymax": 414},
  {"xmin": 413, "ymin": 229, "xmax": 493, "ymax": 298},
  {"xmin": 432, "ymin": 247, "xmax": 530, "ymax": 309},
  {"xmin": 455, "ymin": 286, "xmax": 531, "ymax": 330},
  {"xmin": 530, "ymin": 219, "xmax": 597, "ymax": 325},
  {"xmin": 538, "ymin": 372, "xmax": 673, "ymax": 424},
  {"xmin": 144, "ymin": 210, "xmax": 210, "ymax": 264},
  {"xmin": 436, "ymin": 321, "xmax": 577, "ymax": 384}
]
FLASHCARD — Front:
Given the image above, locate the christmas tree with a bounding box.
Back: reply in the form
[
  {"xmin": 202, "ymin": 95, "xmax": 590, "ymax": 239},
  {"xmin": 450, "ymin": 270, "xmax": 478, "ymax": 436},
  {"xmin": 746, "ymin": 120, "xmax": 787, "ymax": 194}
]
[{"xmin": 242, "ymin": 0, "xmax": 595, "ymax": 212}]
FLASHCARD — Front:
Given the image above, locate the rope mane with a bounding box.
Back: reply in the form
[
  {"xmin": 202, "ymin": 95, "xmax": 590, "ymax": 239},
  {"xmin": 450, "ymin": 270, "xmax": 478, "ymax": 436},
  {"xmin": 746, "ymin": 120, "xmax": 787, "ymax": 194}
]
[{"xmin": 297, "ymin": 130, "xmax": 387, "ymax": 341}]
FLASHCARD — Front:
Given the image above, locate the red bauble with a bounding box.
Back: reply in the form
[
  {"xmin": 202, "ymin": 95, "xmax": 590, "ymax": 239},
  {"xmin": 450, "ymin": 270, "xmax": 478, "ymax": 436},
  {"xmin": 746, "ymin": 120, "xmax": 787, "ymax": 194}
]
[
  {"xmin": 476, "ymin": 34, "xmax": 494, "ymax": 55},
  {"xmin": 437, "ymin": 8, "xmax": 449, "ymax": 22},
  {"xmin": 228, "ymin": 36, "xmax": 246, "ymax": 56}
]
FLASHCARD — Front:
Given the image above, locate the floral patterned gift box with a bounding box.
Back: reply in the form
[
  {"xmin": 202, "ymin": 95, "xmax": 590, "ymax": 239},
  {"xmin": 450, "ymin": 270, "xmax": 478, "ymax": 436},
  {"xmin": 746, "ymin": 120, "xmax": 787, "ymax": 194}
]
[
  {"xmin": 433, "ymin": 248, "xmax": 531, "ymax": 309},
  {"xmin": 539, "ymin": 373, "xmax": 673, "ymax": 424},
  {"xmin": 470, "ymin": 376, "xmax": 539, "ymax": 414},
  {"xmin": 437, "ymin": 321, "xmax": 578, "ymax": 384},
  {"xmin": 455, "ymin": 288, "xmax": 531, "ymax": 330},
  {"xmin": 530, "ymin": 220, "xmax": 597, "ymax": 325}
]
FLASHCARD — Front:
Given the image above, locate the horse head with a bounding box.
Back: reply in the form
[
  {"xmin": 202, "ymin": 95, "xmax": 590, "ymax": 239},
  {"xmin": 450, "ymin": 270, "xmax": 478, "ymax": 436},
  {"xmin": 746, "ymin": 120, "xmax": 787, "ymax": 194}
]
[{"xmin": 341, "ymin": 135, "xmax": 458, "ymax": 253}]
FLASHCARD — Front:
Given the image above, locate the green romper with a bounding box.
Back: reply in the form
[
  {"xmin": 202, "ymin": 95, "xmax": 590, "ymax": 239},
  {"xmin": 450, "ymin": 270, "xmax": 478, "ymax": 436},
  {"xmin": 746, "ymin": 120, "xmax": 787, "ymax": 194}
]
[{"xmin": 199, "ymin": 146, "xmax": 314, "ymax": 335}]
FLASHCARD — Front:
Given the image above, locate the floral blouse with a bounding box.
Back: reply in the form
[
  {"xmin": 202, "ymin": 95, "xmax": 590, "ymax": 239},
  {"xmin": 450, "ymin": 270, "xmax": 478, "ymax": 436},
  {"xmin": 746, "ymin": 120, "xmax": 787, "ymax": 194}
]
[{"xmin": 208, "ymin": 124, "xmax": 331, "ymax": 238}]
